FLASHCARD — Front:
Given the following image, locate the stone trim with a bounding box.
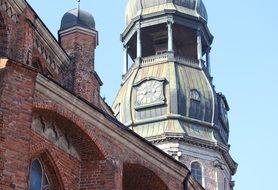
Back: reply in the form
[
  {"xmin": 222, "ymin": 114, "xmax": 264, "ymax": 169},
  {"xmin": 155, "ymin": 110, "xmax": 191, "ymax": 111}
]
[
  {"xmin": 0, "ymin": 0, "xmax": 21, "ymax": 23},
  {"xmin": 31, "ymin": 113, "xmax": 81, "ymax": 160},
  {"xmin": 34, "ymin": 19, "xmax": 70, "ymax": 74},
  {"xmin": 59, "ymin": 26, "xmax": 99, "ymax": 46},
  {"xmin": 152, "ymin": 136, "xmax": 237, "ymax": 175}
]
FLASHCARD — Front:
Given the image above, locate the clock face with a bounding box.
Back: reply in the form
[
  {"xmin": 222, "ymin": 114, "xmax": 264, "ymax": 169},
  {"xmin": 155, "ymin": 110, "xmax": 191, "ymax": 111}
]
[{"xmin": 135, "ymin": 80, "xmax": 165, "ymax": 109}]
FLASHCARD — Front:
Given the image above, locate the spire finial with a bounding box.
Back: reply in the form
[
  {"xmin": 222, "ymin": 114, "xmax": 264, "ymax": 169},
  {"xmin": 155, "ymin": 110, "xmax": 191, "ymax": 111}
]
[
  {"xmin": 77, "ymin": 0, "xmax": 80, "ymax": 10},
  {"xmin": 77, "ymin": 0, "xmax": 80, "ymax": 17}
]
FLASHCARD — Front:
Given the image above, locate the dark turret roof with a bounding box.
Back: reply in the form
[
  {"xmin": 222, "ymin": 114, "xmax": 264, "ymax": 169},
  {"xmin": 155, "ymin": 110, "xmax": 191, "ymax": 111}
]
[{"xmin": 60, "ymin": 8, "xmax": 95, "ymax": 31}]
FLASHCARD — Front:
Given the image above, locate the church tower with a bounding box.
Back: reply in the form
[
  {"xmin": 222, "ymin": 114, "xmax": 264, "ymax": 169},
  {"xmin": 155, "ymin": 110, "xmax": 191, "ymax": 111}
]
[{"xmin": 113, "ymin": 0, "xmax": 238, "ymax": 189}]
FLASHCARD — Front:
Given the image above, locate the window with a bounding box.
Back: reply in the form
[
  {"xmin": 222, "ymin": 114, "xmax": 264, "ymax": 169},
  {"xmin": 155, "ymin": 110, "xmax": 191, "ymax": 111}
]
[
  {"xmin": 190, "ymin": 89, "xmax": 201, "ymax": 102},
  {"xmin": 189, "ymin": 89, "xmax": 202, "ymax": 120},
  {"xmin": 29, "ymin": 159, "xmax": 50, "ymax": 190},
  {"xmin": 191, "ymin": 162, "xmax": 203, "ymax": 185}
]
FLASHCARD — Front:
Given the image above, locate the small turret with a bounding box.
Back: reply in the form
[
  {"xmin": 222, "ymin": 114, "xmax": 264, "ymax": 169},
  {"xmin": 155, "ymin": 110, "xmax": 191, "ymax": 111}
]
[{"xmin": 59, "ymin": 4, "xmax": 102, "ymax": 106}]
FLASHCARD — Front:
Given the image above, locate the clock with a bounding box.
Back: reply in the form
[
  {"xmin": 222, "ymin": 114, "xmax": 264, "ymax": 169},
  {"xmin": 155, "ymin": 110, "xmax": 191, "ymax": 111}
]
[{"xmin": 134, "ymin": 79, "xmax": 165, "ymax": 109}]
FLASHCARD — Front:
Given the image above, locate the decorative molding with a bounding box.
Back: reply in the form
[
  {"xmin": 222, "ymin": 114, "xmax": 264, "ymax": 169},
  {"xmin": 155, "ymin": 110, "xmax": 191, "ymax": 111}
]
[
  {"xmin": 34, "ymin": 19, "xmax": 70, "ymax": 75},
  {"xmin": 34, "ymin": 37, "xmax": 59, "ymax": 74},
  {"xmin": 31, "ymin": 113, "xmax": 80, "ymax": 160},
  {"xmin": 131, "ymin": 114, "xmax": 213, "ymax": 128},
  {"xmin": 59, "ymin": 26, "xmax": 99, "ymax": 46},
  {"xmin": 213, "ymin": 159, "xmax": 224, "ymax": 170},
  {"xmin": 151, "ymin": 135, "xmax": 237, "ymax": 175},
  {"xmin": 0, "ymin": 0, "xmax": 20, "ymax": 23},
  {"xmin": 167, "ymin": 150, "xmax": 182, "ymax": 160}
]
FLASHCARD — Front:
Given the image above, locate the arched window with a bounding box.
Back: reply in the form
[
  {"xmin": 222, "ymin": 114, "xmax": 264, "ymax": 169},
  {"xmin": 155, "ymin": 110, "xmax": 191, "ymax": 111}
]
[
  {"xmin": 191, "ymin": 161, "xmax": 203, "ymax": 185},
  {"xmin": 189, "ymin": 89, "xmax": 202, "ymax": 120},
  {"xmin": 29, "ymin": 159, "xmax": 50, "ymax": 190}
]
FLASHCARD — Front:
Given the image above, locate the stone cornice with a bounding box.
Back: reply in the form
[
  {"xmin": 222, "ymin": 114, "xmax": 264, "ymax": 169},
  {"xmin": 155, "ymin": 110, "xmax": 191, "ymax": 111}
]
[
  {"xmin": 127, "ymin": 113, "xmax": 213, "ymax": 128},
  {"xmin": 151, "ymin": 135, "xmax": 237, "ymax": 175},
  {"xmin": 35, "ymin": 74, "xmax": 191, "ymax": 181},
  {"xmin": 11, "ymin": 0, "xmax": 26, "ymax": 13}
]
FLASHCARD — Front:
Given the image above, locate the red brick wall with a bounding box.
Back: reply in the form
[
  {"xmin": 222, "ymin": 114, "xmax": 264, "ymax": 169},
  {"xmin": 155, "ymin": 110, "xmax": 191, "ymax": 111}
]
[
  {"xmin": 0, "ymin": 60, "xmax": 188, "ymax": 190},
  {"xmin": 0, "ymin": 61, "xmax": 37, "ymax": 189},
  {"xmin": 0, "ymin": 61, "xmax": 119, "ymax": 189},
  {"xmin": 0, "ymin": 13, "xmax": 8, "ymax": 57},
  {"xmin": 123, "ymin": 163, "xmax": 169, "ymax": 190},
  {"xmin": 30, "ymin": 131, "xmax": 78, "ymax": 190},
  {"xmin": 60, "ymin": 32, "xmax": 100, "ymax": 106},
  {"xmin": 6, "ymin": 8, "xmax": 35, "ymax": 65}
]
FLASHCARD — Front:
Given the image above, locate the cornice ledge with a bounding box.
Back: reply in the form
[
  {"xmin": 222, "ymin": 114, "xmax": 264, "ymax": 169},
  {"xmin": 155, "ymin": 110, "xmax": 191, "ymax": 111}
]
[
  {"xmin": 223, "ymin": 150, "xmax": 238, "ymax": 175},
  {"xmin": 151, "ymin": 135, "xmax": 237, "ymax": 175},
  {"xmin": 12, "ymin": 0, "xmax": 26, "ymax": 12}
]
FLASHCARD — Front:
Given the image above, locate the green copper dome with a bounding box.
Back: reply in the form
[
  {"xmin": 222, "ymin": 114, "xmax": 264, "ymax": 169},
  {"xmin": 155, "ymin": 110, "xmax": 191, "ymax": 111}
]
[
  {"xmin": 112, "ymin": 58, "xmax": 221, "ymax": 142},
  {"xmin": 125, "ymin": 0, "xmax": 208, "ymax": 25},
  {"xmin": 114, "ymin": 0, "xmax": 230, "ymax": 146}
]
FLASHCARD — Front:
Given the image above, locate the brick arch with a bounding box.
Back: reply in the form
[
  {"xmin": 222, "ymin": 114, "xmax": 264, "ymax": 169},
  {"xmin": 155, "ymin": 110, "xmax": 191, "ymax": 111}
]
[
  {"xmin": 29, "ymin": 151, "xmax": 64, "ymax": 190},
  {"xmin": 0, "ymin": 12, "xmax": 8, "ymax": 57},
  {"xmin": 31, "ymin": 108, "xmax": 105, "ymax": 161},
  {"xmin": 123, "ymin": 163, "xmax": 170, "ymax": 190},
  {"xmin": 32, "ymin": 102, "xmax": 110, "ymax": 158},
  {"xmin": 31, "ymin": 107, "xmax": 119, "ymax": 189}
]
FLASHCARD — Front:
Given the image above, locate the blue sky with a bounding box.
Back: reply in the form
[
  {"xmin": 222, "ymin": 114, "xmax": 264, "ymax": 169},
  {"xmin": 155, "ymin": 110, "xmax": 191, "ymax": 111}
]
[{"xmin": 27, "ymin": 0, "xmax": 278, "ymax": 189}]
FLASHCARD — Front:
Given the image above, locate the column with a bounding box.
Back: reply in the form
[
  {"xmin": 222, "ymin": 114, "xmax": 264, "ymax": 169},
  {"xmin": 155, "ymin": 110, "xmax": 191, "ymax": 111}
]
[
  {"xmin": 206, "ymin": 47, "xmax": 211, "ymax": 74},
  {"xmin": 123, "ymin": 45, "xmax": 128, "ymax": 75},
  {"xmin": 167, "ymin": 21, "xmax": 173, "ymax": 52},
  {"xmin": 136, "ymin": 24, "xmax": 142, "ymax": 58},
  {"xmin": 197, "ymin": 29, "xmax": 202, "ymax": 61}
]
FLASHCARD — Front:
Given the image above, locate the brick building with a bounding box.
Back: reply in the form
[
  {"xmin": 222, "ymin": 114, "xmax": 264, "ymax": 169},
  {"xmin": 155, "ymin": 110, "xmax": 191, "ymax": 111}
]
[{"xmin": 0, "ymin": 0, "xmax": 236, "ymax": 190}]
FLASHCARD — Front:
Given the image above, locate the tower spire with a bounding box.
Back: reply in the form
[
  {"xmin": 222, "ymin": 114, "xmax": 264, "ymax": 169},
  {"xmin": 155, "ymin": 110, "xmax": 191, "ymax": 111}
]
[{"xmin": 77, "ymin": 0, "xmax": 80, "ymax": 16}]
